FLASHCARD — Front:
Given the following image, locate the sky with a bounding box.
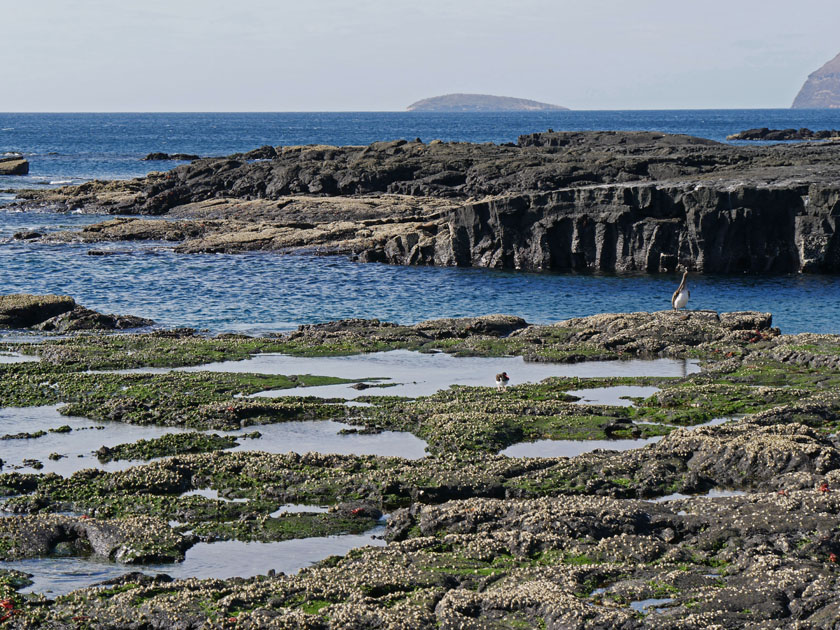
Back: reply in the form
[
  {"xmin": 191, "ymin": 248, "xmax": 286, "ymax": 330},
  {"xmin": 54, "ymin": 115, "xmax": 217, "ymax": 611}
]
[{"xmin": 5, "ymin": 0, "xmax": 840, "ymax": 112}]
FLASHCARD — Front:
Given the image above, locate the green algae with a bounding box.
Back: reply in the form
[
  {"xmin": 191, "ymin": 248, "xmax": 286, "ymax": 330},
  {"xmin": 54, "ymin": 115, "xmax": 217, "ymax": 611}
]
[
  {"xmin": 628, "ymin": 382, "xmax": 808, "ymax": 425},
  {"xmin": 96, "ymin": 432, "xmax": 240, "ymax": 462},
  {"xmin": 192, "ymin": 512, "xmax": 379, "ymax": 542},
  {"xmin": 0, "ymin": 366, "xmax": 354, "ymax": 428},
  {"xmin": 359, "ymin": 380, "xmax": 675, "ymax": 454}
]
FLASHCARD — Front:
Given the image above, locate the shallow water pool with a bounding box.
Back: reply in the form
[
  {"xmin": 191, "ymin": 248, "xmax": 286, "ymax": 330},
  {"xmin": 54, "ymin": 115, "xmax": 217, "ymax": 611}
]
[{"xmin": 5, "ymin": 526, "xmax": 386, "ymax": 597}]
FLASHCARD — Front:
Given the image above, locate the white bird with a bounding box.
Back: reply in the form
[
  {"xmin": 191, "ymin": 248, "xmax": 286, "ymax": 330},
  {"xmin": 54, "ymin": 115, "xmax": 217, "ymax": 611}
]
[
  {"xmin": 671, "ymin": 270, "xmax": 689, "ymax": 310},
  {"xmin": 495, "ymin": 372, "xmax": 510, "ymax": 391}
]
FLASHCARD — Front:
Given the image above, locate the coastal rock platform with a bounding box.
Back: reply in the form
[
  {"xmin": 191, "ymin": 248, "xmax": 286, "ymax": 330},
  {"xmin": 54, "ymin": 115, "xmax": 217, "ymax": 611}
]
[
  {"xmin": 1, "ymin": 308, "xmax": 839, "ymax": 626},
  {"xmin": 14, "ymin": 130, "xmax": 840, "ymax": 273}
]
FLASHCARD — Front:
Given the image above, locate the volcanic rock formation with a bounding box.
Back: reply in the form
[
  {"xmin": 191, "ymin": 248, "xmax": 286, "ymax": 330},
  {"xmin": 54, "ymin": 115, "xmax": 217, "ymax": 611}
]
[{"xmin": 15, "ymin": 131, "xmax": 840, "ymax": 273}]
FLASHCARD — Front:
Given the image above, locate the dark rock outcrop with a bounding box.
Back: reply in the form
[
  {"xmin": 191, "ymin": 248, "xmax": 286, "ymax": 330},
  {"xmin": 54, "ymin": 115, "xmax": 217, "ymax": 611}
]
[
  {"xmin": 727, "ymin": 127, "xmax": 840, "ymax": 141},
  {"xmin": 231, "ymin": 145, "xmax": 278, "ymax": 160},
  {"xmin": 0, "ymin": 294, "xmax": 76, "ymax": 328},
  {"xmin": 0, "ymin": 293, "xmax": 153, "ymax": 330},
  {"xmin": 35, "ymin": 306, "xmax": 154, "ymax": 332},
  {"xmin": 0, "ymin": 155, "xmax": 29, "ymax": 175},
  {"xmin": 142, "ymin": 152, "xmax": 200, "ymax": 161},
  {"xmin": 792, "ymin": 51, "xmax": 840, "ymax": 108},
  {"xmin": 17, "ymin": 131, "xmax": 840, "ymax": 273}
]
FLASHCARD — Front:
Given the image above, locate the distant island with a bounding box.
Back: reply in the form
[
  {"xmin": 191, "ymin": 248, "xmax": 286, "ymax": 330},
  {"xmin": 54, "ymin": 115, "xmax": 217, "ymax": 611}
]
[
  {"xmin": 792, "ymin": 52, "xmax": 840, "ymax": 108},
  {"xmin": 407, "ymin": 93, "xmax": 568, "ymax": 112}
]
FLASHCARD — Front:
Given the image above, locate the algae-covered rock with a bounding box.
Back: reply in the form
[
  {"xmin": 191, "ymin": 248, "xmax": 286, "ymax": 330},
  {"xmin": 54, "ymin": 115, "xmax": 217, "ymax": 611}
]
[
  {"xmin": 0, "ymin": 156, "xmax": 28, "ymax": 175},
  {"xmin": 0, "ymin": 294, "xmax": 76, "ymax": 328},
  {"xmin": 96, "ymin": 432, "xmax": 239, "ymax": 462}
]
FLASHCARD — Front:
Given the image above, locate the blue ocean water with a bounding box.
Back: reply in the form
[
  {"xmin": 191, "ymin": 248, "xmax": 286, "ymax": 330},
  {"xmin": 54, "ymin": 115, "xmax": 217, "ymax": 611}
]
[
  {"xmin": 2, "ymin": 111, "xmax": 840, "ymax": 335},
  {"xmin": 3, "ymin": 110, "xmax": 840, "ymax": 189}
]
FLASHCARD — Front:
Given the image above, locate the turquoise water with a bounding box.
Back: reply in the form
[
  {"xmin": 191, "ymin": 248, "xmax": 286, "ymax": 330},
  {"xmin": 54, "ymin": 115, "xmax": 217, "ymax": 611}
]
[{"xmin": 2, "ymin": 111, "xmax": 840, "ymax": 334}]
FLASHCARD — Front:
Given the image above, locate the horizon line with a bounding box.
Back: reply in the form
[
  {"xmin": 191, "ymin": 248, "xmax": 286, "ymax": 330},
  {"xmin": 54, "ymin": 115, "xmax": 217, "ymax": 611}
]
[{"xmin": 1, "ymin": 107, "xmax": 828, "ymax": 115}]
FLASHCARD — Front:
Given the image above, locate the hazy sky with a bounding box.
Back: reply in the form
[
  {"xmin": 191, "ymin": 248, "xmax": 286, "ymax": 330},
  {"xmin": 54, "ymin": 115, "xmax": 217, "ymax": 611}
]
[{"xmin": 6, "ymin": 0, "xmax": 839, "ymax": 111}]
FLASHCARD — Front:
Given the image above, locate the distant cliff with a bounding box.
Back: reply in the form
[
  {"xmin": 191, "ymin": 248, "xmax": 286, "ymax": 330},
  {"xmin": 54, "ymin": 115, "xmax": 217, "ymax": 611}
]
[
  {"xmin": 792, "ymin": 53, "xmax": 840, "ymax": 108},
  {"xmin": 407, "ymin": 94, "xmax": 568, "ymax": 112}
]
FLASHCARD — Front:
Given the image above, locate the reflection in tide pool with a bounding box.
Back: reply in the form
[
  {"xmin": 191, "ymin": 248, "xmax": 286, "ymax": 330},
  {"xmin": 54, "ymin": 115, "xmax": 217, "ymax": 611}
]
[
  {"xmin": 630, "ymin": 598, "xmax": 674, "ymax": 613},
  {"xmin": 0, "ymin": 351, "xmax": 39, "ymax": 364},
  {"xmin": 0, "ymin": 406, "xmax": 428, "ymax": 475},
  {"xmin": 569, "ymin": 385, "xmax": 661, "ymax": 407},
  {"xmin": 269, "ymin": 504, "xmax": 330, "ymax": 517},
  {"xmin": 0, "ymin": 406, "xmax": 196, "ymax": 475},
  {"xmin": 6, "ymin": 527, "xmax": 386, "ymax": 597},
  {"xmin": 180, "ymin": 488, "xmax": 249, "ymax": 503},
  {"xmin": 187, "ymin": 350, "xmax": 699, "ymax": 399},
  {"xmin": 229, "ymin": 421, "xmax": 428, "ymax": 460},
  {"xmin": 501, "ymin": 436, "xmax": 664, "ymax": 458},
  {"xmin": 648, "ymin": 488, "xmax": 748, "ymax": 502},
  {"xmin": 501, "ymin": 416, "xmax": 738, "ymax": 458}
]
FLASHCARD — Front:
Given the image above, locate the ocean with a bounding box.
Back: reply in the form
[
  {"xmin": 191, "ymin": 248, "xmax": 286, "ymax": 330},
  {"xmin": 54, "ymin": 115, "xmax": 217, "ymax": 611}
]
[{"xmin": 2, "ymin": 110, "xmax": 840, "ymax": 335}]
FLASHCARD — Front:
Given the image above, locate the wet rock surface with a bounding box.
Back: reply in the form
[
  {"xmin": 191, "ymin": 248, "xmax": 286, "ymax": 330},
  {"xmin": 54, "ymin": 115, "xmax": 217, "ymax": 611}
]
[
  {"xmin": 14, "ymin": 131, "xmax": 840, "ymax": 272},
  {"xmin": 0, "ymin": 310, "xmax": 839, "ymax": 627}
]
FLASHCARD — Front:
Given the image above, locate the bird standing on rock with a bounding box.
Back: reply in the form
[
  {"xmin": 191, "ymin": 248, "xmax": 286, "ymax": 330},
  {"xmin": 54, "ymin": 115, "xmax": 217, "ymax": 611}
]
[
  {"xmin": 495, "ymin": 372, "xmax": 510, "ymax": 390},
  {"xmin": 671, "ymin": 270, "xmax": 690, "ymax": 310}
]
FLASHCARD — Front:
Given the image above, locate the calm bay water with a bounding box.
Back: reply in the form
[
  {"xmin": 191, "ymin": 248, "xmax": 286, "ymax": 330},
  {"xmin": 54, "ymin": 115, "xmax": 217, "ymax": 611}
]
[{"xmin": 2, "ymin": 111, "xmax": 840, "ymax": 334}]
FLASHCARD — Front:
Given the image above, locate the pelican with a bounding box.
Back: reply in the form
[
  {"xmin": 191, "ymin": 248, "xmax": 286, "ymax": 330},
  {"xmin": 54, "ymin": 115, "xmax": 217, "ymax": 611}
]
[
  {"xmin": 671, "ymin": 270, "xmax": 689, "ymax": 310},
  {"xmin": 495, "ymin": 372, "xmax": 510, "ymax": 391}
]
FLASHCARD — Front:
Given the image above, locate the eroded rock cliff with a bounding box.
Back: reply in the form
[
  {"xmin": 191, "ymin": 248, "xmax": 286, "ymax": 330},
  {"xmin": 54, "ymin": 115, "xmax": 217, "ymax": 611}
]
[{"xmin": 14, "ymin": 131, "xmax": 840, "ymax": 273}]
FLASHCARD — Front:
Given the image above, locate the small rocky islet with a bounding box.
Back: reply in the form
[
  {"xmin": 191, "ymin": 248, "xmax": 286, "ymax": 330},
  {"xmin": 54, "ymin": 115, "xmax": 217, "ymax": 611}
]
[{"xmin": 0, "ymin": 294, "xmax": 839, "ymax": 627}]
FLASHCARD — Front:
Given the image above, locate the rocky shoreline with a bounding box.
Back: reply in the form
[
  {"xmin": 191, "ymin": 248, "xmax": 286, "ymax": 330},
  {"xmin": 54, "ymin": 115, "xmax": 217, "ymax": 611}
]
[
  {"xmin": 0, "ymin": 303, "xmax": 839, "ymax": 627},
  {"xmin": 11, "ymin": 130, "xmax": 840, "ymax": 273},
  {"xmin": 726, "ymin": 127, "xmax": 840, "ymax": 142}
]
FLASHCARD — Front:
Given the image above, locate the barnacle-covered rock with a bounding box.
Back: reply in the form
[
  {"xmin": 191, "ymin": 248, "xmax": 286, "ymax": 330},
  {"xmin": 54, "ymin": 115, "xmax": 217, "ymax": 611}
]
[{"xmin": 0, "ymin": 514, "xmax": 190, "ymax": 563}]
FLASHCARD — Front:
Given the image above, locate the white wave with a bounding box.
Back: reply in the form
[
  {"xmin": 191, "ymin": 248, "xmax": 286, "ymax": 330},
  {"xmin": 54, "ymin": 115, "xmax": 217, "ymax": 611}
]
[{"xmin": 49, "ymin": 180, "xmax": 73, "ymax": 185}]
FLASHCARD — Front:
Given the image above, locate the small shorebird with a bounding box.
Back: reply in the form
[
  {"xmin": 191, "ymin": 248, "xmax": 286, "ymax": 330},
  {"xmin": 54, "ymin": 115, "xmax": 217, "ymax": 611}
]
[
  {"xmin": 495, "ymin": 372, "xmax": 510, "ymax": 390},
  {"xmin": 671, "ymin": 270, "xmax": 690, "ymax": 310}
]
